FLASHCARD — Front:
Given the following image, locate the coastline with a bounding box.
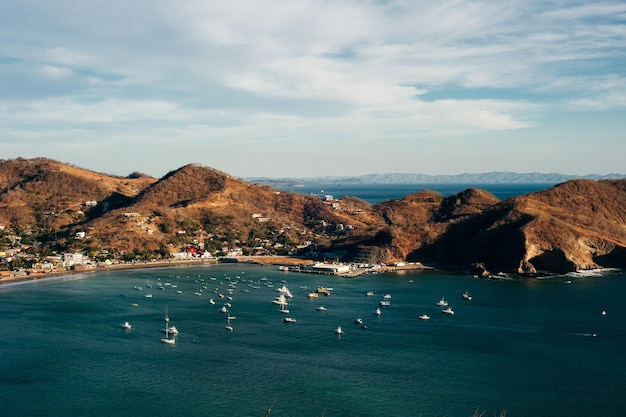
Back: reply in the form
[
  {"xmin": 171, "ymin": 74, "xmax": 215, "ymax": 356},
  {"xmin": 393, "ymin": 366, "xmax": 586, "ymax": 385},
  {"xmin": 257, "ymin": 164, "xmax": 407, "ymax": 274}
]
[{"xmin": 0, "ymin": 256, "xmax": 431, "ymax": 287}]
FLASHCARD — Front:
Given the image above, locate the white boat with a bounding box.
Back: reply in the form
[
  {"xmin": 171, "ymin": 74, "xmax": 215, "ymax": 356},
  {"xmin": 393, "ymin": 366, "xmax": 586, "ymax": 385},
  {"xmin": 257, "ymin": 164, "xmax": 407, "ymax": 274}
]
[
  {"xmin": 220, "ymin": 306, "xmax": 229, "ymax": 314},
  {"xmin": 144, "ymin": 293, "xmax": 153, "ymax": 298},
  {"xmin": 354, "ymin": 318, "xmax": 363, "ymax": 324},
  {"xmin": 383, "ymin": 294, "xmax": 392, "ymax": 299},
  {"xmin": 225, "ymin": 315, "xmax": 235, "ymax": 331},
  {"xmin": 284, "ymin": 317, "xmax": 297, "ymax": 323},
  {"xmin": 161, "ymin": 306, "xmax": 176, "ymax": 344},
  {"xmin": 379, "ymin": 300, "xmax": 391, "ymax": 307},
  {"xmin": 122, "ymin": 321, "xmax": 132, "ymax": 330},
  {"xmin": 272, "ymin": 294, "xmax": 289, "ymax": 305},
  {"xmin": 436, "ymin": 297, "xmax": 448, "ymax": 307},
  {"xmin": 209, "ymin": 298, "xmax": 216, "ymax": 304},
  {"xmin": 441, "ymin": 307, "xmax": 455, "ymax": 315},
  {"xmin": 335, "ymin": 326, "xmax": 344, "ymax": 335},
  {"xmin": 374, "ymin": 308, "xmax": 382, "ymax": 316},
  {"xmin": 419, "ymin": 314, "xmax": 430, "ymax": 320},
  {"xmin": 317, "ymin": 306, "xmax": 327, "ymax": 311},
  {"xmin": 462, "ymin": 292, "xmax": 472, "ymax": 300},
  {"xmin": 276, "ymin": 283, "xmax": 293, "ymax": 298},
  {"xmin": 279, "ymin": 306, "xmax": 290, "ymax": 314}
]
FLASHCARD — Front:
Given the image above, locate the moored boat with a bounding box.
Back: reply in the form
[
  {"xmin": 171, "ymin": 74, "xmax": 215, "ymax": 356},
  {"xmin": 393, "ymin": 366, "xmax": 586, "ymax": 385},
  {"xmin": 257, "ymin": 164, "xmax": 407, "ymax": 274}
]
[
  {"xmin": 419, "ymin": 314, "xmax": 430, "ymax": 320},
  {"xmin": 441, "ymin": 307, "xmax": 455, "ymax": 315}
]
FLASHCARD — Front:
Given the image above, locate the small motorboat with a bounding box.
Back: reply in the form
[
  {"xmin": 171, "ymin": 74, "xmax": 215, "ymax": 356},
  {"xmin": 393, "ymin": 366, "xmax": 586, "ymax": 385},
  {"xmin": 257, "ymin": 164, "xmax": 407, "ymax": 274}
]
[
  {"xmin": 284, "ymin": 317, "xmax": 297, "ymax": 323},
  {"xmin": 122, "ymin": 321, "xmax": 132, "ymax": 330},
  {"xmin": 441, "ymin": 307, "xmax": 455, "ymax": 315},
  {"xmin": 436, "ymin": 297, "xmax": 448, "ymax": 307},
  {"xmin": 335, "ymin": 326, "xmax": 344, "ymax": 335},
  {"xmin": 374, "ymin": 308, "xmax": 382, "ymax": 316},
  {"xmin": 354, "ymin": 318, "xmax": 363, "ymax": 324},
  {"xmin": 317, "ymin": 306, "xmax": 327, "ymax": 311},
  {"xmin": 462, "ymin": 292, "xmax": 472, "ymax": 300},
  {"xmin": 419, "ymin": 314, "xmax": 430, "ymax": 320}
]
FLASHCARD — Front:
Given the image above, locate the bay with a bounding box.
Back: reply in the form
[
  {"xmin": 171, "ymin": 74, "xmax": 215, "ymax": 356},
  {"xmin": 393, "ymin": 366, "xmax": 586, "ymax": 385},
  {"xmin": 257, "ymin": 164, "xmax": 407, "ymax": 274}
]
[
  {"xmin": 276, "ymin": 183, "xmax": 554, "ymax": 204},
  {"xmin": 1, "ymin": 265, "xmax": 625, "ymax": 417}
]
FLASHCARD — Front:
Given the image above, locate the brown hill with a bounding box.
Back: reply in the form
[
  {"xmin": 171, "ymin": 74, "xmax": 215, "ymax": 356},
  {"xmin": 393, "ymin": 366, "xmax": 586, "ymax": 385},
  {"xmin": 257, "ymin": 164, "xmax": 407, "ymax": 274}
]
[
  {"xmin": 400, "ymin": 180, "xmax": 626, "ymax": 274},
  {"xmin": 1, "ymin": 158, "xmax": 625, "ymax": 275},
  {"xmin": 0, "ymin": 158, "xmax": 156, "ymax": 231}
]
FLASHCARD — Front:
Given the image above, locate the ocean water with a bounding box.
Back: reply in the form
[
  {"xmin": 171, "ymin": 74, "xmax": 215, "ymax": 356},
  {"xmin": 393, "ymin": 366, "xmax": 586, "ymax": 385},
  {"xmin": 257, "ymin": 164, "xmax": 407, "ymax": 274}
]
[
  {"xmin": 277, "ymin": 183, "xmax": 554, "ymax": 204},
  {"xmin": 1, "ymin": 265, "xmax": 625, "ymax": 417}
]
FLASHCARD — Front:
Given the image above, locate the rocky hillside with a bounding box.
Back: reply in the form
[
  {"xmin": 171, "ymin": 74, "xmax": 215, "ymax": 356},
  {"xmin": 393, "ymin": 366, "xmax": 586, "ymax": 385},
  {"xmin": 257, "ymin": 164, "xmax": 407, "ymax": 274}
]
[
  {"xmin": 1, "ymin": 158, "xmax": 625, "ymax": 275},
  {"xmin": 342, "ymin": 180, "xmax": 626, "ymax": 275}
]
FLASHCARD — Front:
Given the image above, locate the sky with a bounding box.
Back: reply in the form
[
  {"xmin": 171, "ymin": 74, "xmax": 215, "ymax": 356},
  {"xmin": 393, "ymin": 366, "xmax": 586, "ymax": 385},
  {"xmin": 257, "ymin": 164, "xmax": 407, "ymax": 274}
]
[{"xmin": 1, "ymin": 1, "xmax": 625, "ymax": 179}]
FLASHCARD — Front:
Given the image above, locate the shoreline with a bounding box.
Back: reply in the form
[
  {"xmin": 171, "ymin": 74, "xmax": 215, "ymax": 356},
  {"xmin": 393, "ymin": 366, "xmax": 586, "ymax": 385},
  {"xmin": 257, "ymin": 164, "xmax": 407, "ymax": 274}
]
[
  {"xmin": 0, "ymin": 256, "xmax": 433, "ymax": 287},
  {"xmin": 0, "ymin": 256, "xmax": 317, "ymax": 287}
]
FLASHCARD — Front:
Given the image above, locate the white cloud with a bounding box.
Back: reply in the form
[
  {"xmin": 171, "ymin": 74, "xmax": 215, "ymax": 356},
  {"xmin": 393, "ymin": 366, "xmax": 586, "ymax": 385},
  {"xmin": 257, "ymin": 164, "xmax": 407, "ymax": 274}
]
[{"xmin": 1, "ymin": 0, "xmax": 625, "ymax": 176}]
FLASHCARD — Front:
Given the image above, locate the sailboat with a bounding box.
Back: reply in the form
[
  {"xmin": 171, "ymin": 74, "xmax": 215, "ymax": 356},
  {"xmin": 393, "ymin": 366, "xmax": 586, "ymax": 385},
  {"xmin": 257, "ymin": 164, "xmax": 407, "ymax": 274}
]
[
  {"xmin": 161, "ymin": 305, "xmax": 176, "ymax": 344},
  {"xmin": 225, "ymin": 315, "xmax": 235, "ymax": 331}
]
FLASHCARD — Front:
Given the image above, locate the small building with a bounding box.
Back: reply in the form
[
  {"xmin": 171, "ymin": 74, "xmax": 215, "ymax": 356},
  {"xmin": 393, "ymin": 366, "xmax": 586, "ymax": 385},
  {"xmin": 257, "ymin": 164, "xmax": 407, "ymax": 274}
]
[{"xmin": 311, "ymin": 262, "xmax": 351, "ymax": 275}]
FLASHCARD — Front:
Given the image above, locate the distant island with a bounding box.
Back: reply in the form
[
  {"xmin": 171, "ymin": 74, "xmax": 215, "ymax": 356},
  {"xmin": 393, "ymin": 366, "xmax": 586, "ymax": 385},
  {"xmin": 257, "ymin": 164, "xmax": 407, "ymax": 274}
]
[{"xmin": 247, "ymin": 171, "xmax": 625, "ymax": 186}]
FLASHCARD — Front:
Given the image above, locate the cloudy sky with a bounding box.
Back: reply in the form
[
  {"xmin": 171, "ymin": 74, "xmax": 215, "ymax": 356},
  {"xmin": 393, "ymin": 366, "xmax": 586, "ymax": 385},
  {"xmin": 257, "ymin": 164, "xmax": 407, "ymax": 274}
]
[{"xmin": 1, "ymin": 1, "xmax": 625, "ymax": 178}]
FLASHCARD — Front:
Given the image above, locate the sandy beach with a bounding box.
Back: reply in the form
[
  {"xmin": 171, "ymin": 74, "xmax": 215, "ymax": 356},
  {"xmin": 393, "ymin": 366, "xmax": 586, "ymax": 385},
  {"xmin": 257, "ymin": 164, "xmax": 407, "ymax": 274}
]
[{"xmin": 0, "ymin": 256, "xmax": 318, "ymax": 287}]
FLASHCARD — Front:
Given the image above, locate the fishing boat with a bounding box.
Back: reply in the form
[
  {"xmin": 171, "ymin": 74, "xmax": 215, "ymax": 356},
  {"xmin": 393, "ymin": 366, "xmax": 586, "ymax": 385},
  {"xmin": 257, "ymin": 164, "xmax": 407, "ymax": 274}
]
[
  {"xmin": 379, "ymin": 300, "xmax": 391, "ymax": 307},
  {"xmin": 441, "ymin": 307, "xmax": 455, "ymax": 315},
  {"xmin": 436, "ymin": 297, "xmax": 448, "ymax": 307},
  {"xmin": 161, "ymin": 306, "xmax": 176, "ymax": 344}
]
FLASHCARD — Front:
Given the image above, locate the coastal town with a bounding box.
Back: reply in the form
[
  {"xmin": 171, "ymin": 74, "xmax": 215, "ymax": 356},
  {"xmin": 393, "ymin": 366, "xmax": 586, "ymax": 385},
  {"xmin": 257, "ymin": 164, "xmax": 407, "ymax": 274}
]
[{"xmin": 0, "ymin": 202, "xmax": 425, "ymax": 283}]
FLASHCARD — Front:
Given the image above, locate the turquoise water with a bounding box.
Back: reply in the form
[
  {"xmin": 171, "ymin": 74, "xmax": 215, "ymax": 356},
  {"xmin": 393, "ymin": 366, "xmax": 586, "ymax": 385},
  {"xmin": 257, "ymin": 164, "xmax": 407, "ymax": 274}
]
[{"xmin": 1, "ymin": 265, "xmax": 625, "ymax": 416}]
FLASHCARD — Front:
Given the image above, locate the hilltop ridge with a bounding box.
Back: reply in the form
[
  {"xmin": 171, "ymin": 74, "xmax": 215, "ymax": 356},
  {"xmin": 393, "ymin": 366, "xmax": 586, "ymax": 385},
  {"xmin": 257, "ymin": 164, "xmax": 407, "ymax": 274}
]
[{"xmin": 1, "ymin": 157, "xmax": 626, "ymax": 276}]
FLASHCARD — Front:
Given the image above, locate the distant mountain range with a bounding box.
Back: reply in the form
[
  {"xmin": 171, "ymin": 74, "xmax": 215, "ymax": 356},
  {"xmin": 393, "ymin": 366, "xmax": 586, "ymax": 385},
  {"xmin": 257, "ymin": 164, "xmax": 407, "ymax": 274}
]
[{"xmin": 247, "ymin": 172, "xmax": 626, "ymax": 186}]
